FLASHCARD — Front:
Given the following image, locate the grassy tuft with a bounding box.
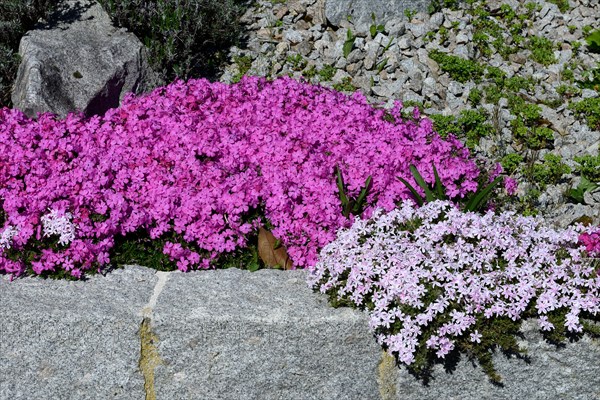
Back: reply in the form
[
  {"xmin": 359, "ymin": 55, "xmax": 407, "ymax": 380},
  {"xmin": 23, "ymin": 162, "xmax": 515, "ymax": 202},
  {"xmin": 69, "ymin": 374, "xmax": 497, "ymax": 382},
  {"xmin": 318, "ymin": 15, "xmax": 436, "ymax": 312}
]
[
  {"xmin": 96, "ymin": 0, "xmax": 249, "ymax": 86},
  {"xmin": 0, "ymin": 0, "xmax": 59, "ymax": 108}
]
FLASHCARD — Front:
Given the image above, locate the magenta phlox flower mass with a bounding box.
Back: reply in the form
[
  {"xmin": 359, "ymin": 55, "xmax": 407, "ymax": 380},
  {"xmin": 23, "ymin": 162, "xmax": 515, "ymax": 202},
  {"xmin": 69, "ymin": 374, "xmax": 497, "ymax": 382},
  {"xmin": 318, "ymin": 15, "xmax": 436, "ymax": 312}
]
[
  {"xmin": 1, "ymin": 77, "xmax": 484, "ymax": 277},
  {"xmin": 579, "ymin": 229, "xmax": 600, "ymax": 257},
  {"xmin": 309, "ymin": 200, "xmax": 600, "ymax": 365}
]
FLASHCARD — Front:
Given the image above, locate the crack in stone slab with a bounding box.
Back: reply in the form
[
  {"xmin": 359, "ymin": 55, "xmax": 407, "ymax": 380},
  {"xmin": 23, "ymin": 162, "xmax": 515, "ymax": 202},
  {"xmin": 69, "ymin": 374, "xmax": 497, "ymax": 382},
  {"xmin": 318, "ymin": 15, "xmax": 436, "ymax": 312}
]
[{"xmin": 138, "ymin": 271, "xmax": 170, "ymax": 400}]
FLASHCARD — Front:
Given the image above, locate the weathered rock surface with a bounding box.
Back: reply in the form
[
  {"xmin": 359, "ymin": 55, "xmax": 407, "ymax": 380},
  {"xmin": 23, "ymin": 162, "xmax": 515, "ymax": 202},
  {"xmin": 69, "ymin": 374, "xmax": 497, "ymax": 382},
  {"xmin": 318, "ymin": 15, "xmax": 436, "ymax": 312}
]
[
  {"xmin": 0, "ymin": 266, "xmax": 154, "ymax": 399},
  {"xmin": 11, "ymin": 0, "xmax": 157, "ymax": 119},
  {"xmin": 2, "ymin": 265, "xmax": 600, "ymax": 399},
  {"xmin": 325, "ymin": 0, "xmax": 431, "ymax": 29},
  {"xmin": 151, "ymin": 267, "xmax": 382, "ymax": 400}
]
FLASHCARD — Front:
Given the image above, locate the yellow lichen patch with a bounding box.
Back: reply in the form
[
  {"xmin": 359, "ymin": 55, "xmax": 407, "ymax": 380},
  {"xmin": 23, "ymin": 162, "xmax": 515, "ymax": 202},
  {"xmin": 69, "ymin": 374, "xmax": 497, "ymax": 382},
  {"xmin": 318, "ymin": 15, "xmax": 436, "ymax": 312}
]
[
  {"xmin": 139, "ymin": 317, "xmax": 164, "ymax": 400},
  {"xmin": 377, "ymin": 350, "xmax": 397, "ymax": 400}
]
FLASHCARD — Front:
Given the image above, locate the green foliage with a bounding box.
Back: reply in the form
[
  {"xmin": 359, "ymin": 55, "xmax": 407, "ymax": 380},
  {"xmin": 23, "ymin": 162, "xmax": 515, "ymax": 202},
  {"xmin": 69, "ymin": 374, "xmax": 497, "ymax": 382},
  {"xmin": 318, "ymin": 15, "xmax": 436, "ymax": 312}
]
[
  {"xmin": 369, "ymin": 13, "xmax": 385, "ymax": 37},
  {"xmin": 467, "ymin": 87, "xmax": 483, "ymax": 106},
  {"xmin": 501, "ymin": 153, "xmax": 524, "ymax": 175},
  {"xmin": 529, "ymin": 36, "xmax": 556, "ymax": 66},
  {"xmin": 111, "ymin": 229, "xmax": 180, "ymax": 272},
  {"xmin": 530, "ymin": 154, "xmax": 571, "ymax": 188},
  {"xmin": 335, "ymin": 167, "xmax": 373, "ymax": 218},
  {"xmin": 556, "ymin": 84, "xmax": 579, "ymax": 98},
  {"xmin": 485, "ymin": 66, "xmax": 507, "ymax": 87},
  {"xmin": 0, "ymin": 0, "xmax": 59, "ymax": 108},
  {"xmin": 508, "ymin": 99, "xmax": 554, "ymax": 150},
  {"xmin": 301, "ymin": 65, "xmax": 317, "ymax": 80},
  {"xmin": 396, "ymin": 163, "xmax": 502, "ymax": 213},
  {"xmin": 427, "ymin": 0, "xmax": 462, "ymax": 14},
  {"xmin": 566, "ymin": 176, "xmax": 598, "ymax": 204},
  {"xmin": 513, "ymin": 124, "xmax": 555, "ymax": 151},
  {"xmin": 404, "ymin": 8, "xmax": 417, "ymax": 21},
  {"xmin": 577, "ymin": 63, "xmax": 600, "ymax": 91},
  {"xmin": 0, "ymin": 45, "xmax": 20, "ymax": 108},
  {"xmin": 585, "ymin": 29, "xmax": 600, "ymax": 53},
  {"xmin": 570, "ymin": 97, "xmax": 600, "ymax": 131},
  {"xmin": 332, "ymin": 76, "xmax": 357, "ymax": 92},
  {"xmin": 97, "ymin": 0, "xmax": 248, "ymax": 86},
  {"xmin": 504, "ymin": 75, "xmax": 535, "ymax": 93},
  {"xmin": 343, "ymin": 28, "xmax": 355, "ymax": 58},
  {"xmin": 286, "ymin": 54, "xmax": 307, "ymax": 71},
  {"xmin": 318, "ymin": 64, "xmax": 336, "ymax": 81},
  {"xmin": 574, "ymin": 154, "xmax": 600, "ymax": 182},
  {"xmin": 231, "ymin": 54, "xmax": 253, "ymax": 83},
  {"xmin": 376, "ymin": 58, "xmax": 389, "ymax": 74},
  {"xmin": 546, "ymin": 0, "xmax": 570, "ymax": 13},
  {"xmin": 429, "ymin": 50, "xmax": 485, "ymax": 83},
  {"xmin": 430, "ymin": 109, "xmax": 494, "ymax": 149}
]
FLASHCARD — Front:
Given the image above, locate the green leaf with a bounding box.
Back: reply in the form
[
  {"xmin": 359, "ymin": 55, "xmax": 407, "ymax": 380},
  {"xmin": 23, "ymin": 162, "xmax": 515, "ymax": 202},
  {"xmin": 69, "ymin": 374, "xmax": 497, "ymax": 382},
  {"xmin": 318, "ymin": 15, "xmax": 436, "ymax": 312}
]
[
  {"xmin": 432, "ymin": 163, "xmax": 446, "ymax": 200},
  {"xmin": 336, "ymin": 167, "xmax": 349, "ymax": 208},
  {"xmin": 464, "ymin": 176, "xmax": 502, "ymax": 212},
  {"xmin": 409, "ymin": 164, "xmax": 435, "ymax": 202},
  {"xmin": 376, "ymin": 58, "xmax": 388, "ymax": 73},
  {"xmin": 353, "ymin": 175, "xmax": 372, "ymax": 215},
  {"xmin": 370, "ymin": 25, "xmax": 377, "ymax": 37},
  {"xmin": 247, "ymin": 262, "xmax": 260, "ymax": 272},
  {"xmin": 567, "ymin": 176, "xmax": 599, "ymax": 204},
  {"xmin": 397, "ymin": 176, "xmax": 424, "ymax": 207},
  {"xmin": 586, "ymin": 30, "xmax": 600, "ymax": 54},
  {"xmin": 343, "ymin": 29, "xmax": 355, "ymax": 58}
]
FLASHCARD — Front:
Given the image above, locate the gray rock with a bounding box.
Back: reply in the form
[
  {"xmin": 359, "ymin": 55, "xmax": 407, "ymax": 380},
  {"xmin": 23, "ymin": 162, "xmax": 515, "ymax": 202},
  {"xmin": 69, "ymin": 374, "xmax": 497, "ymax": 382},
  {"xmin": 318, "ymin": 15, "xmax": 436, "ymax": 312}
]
[
  {"xmin": 346, "ymin": 48, "xmax": 364, "ymax": 64},
  {"xmin": 402, "ymin": 89, "xmax": 424, "ymax": 104},
  {"xmin": 150, "ymin": 268, "xmax": 382, "ymax": 400},
  {"xmin": 548, "ymin": 203, "xmax": 600, "ymax": 228},
  {"xmin": 584, "ymin": 187, "xmax": 600, "ymax": 206},
  {"xmin": 407, "ymin": 70, "xmax": 423, "ymax": 93},
  {"xmin": 294, "ymin": 41, "xmax": 313, "ymax": 56},
  {"xmin": 447, "ymin": 81, "xmax": 464, "ymax": 96},
  {"xmin": 283, "ymin": 29, "xmax": 305, "ymax": 44},
  {"xmin": 372, "ymin": 78, "xmax": 405, "ymax": 98},
  {"xmin": 11, "ymin": 0, "xmax": 157, "ymax": 119},
  {"xmin": 324, "ymin": 0, "xmax": 431, "ymax": 28},
  {"xmin": 421, "ymin": 76, "xmax": 438, "ymax": 99},
  {"xmin": 363, "ymin": 41, "xmax": 381, "ymax": 70},
  {"xmin": 397, "ymin": 36, "xmax": 412, "ymax": 50},
  {"xmin": 429, "ymin": 12, "xmax": 444, "ymax": 29},
  {"xmin": 582, "ymin": 89, "xmax": 599, "ymax": 99},
  {"xmin": 384, "ymin": 18, "xmax": 406, "ymax": 37},
  {"xmin": 0, "ymin": 266, "xmax": 155, "ymax": 399},
  {"xmin": 405, "ymin": 22, "xmax": 428, "ymax": 38},
  {"xmin": 307, "ymin": 0, "xmax": 327, "ymax": 26},
  {"xmin": 392, "ymin": 319, "xmax": 600, "ymax": 400}
]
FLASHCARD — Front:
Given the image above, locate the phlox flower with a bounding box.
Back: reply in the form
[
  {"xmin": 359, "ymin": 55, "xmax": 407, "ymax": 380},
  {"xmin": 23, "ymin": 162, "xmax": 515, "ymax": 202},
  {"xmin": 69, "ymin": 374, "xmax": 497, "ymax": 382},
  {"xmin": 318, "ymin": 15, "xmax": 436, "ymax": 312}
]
[
  {"xmin": 1, "ymin": 76, "xmax": 486, "ymax": 277},
  {"xmin": 310, "ymin": 200, "xmax": 599, "ymax": 368},
  {"xmin": 0, "ymin": 225, "xmax": 19, "ymax": 250},
  {"xmin": 40, "ymin": 209, "xmax": 76, "ymax": 246}
]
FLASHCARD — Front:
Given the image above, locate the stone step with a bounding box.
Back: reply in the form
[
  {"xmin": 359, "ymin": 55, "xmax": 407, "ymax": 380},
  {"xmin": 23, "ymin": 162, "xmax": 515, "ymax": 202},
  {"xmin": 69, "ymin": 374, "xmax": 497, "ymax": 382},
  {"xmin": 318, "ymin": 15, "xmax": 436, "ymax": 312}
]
[{"xmin": 1, "ymin": 265, "xmax": 599, "ymax": 400}]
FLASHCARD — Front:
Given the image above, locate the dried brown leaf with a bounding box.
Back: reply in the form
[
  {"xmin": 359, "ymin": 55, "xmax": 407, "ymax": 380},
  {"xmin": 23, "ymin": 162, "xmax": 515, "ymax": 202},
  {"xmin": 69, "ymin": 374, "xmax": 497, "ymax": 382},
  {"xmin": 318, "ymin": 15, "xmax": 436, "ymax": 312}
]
[{"xmin": 257, "ymin": 227, "xmax": 293, "ymax": 270}]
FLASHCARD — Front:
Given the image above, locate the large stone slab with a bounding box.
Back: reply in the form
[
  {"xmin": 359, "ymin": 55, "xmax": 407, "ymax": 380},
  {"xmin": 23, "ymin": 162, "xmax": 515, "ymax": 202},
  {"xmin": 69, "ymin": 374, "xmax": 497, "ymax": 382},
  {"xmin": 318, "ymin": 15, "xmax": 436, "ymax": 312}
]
[
  {"xmin": 0, "ymin": 266, "xmax": 155, "ymax": 400},
  {"xmin": 390, "ymin": 319, "xmax": 600, "ymax": 400},
  {"xmin": 150, "ymin": 268, "xmax": 383, "ymax": 400},
  {"xmin": 325, "ymin": 0, "xmax": 432, "ymax": 28},
  {"xmin": 2, "ymin": 265, "xmax": 599, "ymax": 399},
  {"xmin": 11, "ymin": 0, "xmax": 158, "ymax": 118}
]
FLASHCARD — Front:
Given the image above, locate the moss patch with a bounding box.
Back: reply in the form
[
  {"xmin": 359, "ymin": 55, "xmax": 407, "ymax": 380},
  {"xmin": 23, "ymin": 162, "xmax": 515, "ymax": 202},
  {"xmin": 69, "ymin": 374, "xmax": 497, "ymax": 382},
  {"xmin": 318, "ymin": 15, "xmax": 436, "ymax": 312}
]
[
  {"xmin": 139, "ymin": 317, "xmax": 164, "ymax": 400},
  {"xmin": 377, "ymin": 351, "xmax": 397, "ymax": 400}
]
